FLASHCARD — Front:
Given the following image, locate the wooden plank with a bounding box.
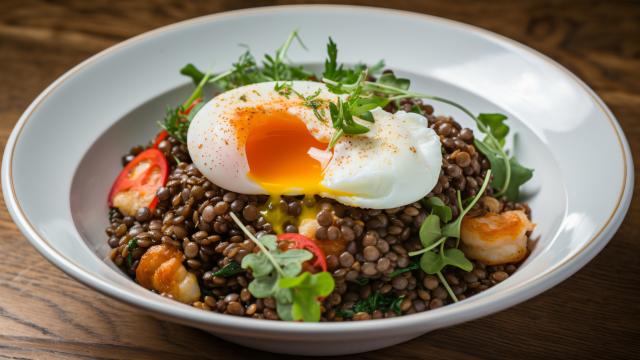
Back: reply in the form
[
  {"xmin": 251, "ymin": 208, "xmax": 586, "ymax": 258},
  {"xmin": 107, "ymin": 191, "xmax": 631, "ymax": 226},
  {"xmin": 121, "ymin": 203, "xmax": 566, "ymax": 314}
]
[{"xmin": 0, "ymin": 1, "xmax": 638, "ymax": 358}]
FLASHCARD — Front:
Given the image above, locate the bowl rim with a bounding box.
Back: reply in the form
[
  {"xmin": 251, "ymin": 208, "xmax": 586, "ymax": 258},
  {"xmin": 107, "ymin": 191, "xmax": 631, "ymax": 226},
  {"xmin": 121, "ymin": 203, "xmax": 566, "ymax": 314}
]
[{"xmin": 2, "ymin": 4, "xmax": 634, "ymax": 335}]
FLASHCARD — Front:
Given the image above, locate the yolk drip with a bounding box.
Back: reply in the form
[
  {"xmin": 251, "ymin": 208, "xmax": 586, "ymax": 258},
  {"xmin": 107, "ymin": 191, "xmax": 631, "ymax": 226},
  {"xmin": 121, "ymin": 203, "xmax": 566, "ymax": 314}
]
[
  {"xmin": 244, "ymin": 109, "xmax": 327, "ymax": 195},
  {"xmin": 261, "ymin": 195, "xmax": 320, "ymax": 234}
]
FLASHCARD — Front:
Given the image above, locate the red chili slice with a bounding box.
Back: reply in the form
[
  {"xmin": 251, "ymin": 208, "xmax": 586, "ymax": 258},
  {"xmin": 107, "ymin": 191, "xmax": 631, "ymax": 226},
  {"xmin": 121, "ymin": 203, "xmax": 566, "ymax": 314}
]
[
  {"xmin": 108, "ymin": 148, "xmax": 169, "ymax": 215},
  {"xmin": 277, "ymin": 233, "xmax": 328, "ymax": 272},
  {"xmin": 181, "ymin": 97, "xmax": 202, "ymax": 115},
  {"xmin": 152, "ymin": 130, "xmax": 169, "ymax": 149}
]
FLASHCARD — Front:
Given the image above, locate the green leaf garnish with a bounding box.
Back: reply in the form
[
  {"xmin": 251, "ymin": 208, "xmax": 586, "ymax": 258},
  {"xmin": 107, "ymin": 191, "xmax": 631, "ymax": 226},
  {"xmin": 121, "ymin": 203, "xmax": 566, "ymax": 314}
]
[
  {"xmin": 388, "ymin": 260, "xmax": 419, "ymax": 278},
  {"xmin": 212, "ymin": 261, "xmax": 244, "ymax": 277},
  {"xmin": 279, "ymin": 272, "xmax": 335, "ymax": 322},
  {"xmin": 477, "ymin": 113, "xmax": 509, "ymax": 146},
  {"xmin": 339, "ymin": 292, "xmax": 405, "ymax": 318},
  {"xmin": 423, "ymin": 196, "xmax": 452, "ymax": 223},
  {"xmin": 126, "ymin": 238, "xmax": 138, "ymax": 267},
  {"xmin": 229, "ymin": 212, "xmax": 334, "ymax": 322},
  {"xmin": 418, "ymin": 214, "xmax": 442, "ymax": 248}
]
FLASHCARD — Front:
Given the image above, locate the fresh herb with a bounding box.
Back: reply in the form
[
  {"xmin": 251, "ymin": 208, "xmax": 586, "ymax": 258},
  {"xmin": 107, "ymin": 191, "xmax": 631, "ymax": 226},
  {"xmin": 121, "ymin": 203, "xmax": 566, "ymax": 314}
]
[
  {"xmin": 274, "ymin": 82, "xmax": 327, "ymax": 123},
  {"xmin": 474, "ymin": 139, "xmax": 533, "ymax": 201},
  {"xmin": 407, "ymin": 170, "xmax": 492, "ymax": 302},
  {"xmin": 160, "ymin": 72, "xmax": 211, "ymax": 143},
  {"xmin": 126, "ymin": 238, "xmax": 138, "ymax": 267},
  {"xmin": 212, "ymin": 261, "xmax": 244, "ymax": 277},
  {"xmin": 353, "ymin": 277, "xmax": 370, "ymax": 286},
  {"xmin": 229, "ymin": 212, "xmax": 335, "ymax": 322},
  {"xmin": 441, "ymin": 170, "xmax": 492, "ymax": 239},
  {"xmin": 279, "ymin": 271, "xmax": 335, "ymax": 322},
  {"xmin": 322, "ymin": 68, "xmax": 532, "ymax": 200},
  {"xmin": 322, "ymin": 37, "xmax": 384, "ymax": 91},
  {"xmin": 338, "ymin": 292, "xmax": 405, "ymax": 318},
  {"xmin": 423, "ymin": 196, "xmax": 452, "ymax": 223},
  {"xmin": 182, "ymin": 30, "xmax": 311, "ymax": 92},
  {"xmin": 388, "ymin": 260, "xmax": 419, "ymax": 278}
]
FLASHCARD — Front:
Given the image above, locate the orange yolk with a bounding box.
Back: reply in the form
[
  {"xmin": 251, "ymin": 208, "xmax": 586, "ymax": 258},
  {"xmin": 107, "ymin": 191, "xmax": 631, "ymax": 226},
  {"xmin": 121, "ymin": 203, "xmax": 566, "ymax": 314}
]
[{"xmin": 242, "ymin": 109, "xmax": 327, "ymax": 194}]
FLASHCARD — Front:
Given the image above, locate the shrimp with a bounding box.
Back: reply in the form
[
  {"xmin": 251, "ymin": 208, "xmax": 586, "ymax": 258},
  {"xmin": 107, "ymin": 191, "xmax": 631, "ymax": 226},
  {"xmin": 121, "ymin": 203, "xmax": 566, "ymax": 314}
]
[
  {"xmin": 135, "ymin": 244, "xmax": 201, "ymax": 304},
  {"xmin": 460, "ymin": 210, "xmax": 535, "ymax": 265}
]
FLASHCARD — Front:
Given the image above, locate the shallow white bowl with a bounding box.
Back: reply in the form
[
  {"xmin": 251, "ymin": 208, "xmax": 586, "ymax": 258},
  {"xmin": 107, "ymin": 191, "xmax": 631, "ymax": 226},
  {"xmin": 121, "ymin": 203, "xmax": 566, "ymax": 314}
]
[{"xmin": 2, "ymin": 5, "xmax": 633, "ymax": 356}]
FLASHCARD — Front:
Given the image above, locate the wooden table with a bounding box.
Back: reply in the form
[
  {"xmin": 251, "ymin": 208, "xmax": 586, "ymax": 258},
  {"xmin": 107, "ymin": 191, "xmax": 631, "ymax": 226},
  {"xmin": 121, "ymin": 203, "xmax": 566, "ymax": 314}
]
[{"xmin": 1, "ymin": 1, "xmax": 638, "ymax": 359}]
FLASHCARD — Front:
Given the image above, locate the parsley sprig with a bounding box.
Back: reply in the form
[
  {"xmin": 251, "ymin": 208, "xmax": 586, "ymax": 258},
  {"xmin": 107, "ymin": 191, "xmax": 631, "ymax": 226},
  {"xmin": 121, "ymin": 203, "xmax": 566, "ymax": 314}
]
[{"xmin": 229, "ymin": 212, "xmax": 334, "ymax": 322}]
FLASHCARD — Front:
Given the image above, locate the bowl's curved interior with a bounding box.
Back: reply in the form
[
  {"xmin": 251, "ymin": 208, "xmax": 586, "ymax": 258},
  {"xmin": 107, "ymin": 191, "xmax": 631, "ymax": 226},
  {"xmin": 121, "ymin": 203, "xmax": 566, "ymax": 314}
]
[{"xmin": 3, "ymin": 5, "xmax": 632, "ymax": 354}]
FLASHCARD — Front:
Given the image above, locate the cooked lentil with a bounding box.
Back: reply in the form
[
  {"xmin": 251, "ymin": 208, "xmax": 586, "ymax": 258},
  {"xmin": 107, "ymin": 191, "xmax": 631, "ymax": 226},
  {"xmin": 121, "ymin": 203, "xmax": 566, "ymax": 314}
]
[{"xmin": 106, "ymin": 100, "xmax": 531, "ymax": 321}]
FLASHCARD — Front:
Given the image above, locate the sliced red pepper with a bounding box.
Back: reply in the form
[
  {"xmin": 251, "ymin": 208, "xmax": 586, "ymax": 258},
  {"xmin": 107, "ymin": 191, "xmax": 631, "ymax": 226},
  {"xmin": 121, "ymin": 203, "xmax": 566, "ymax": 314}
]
[
  {"xmin": 277, "ymin": 233, "xmax": 328, "ymax": 272},
  {"xmin": 152, "ymin": 130, "xmax": 169, "ymax": 149},
  {"xmin": 181, "ymin": 97, "xmax": 202, "ymax": 115},
  {"xmin": 108, "ymin": 148, "xmax": 169, "ymax": 215}
]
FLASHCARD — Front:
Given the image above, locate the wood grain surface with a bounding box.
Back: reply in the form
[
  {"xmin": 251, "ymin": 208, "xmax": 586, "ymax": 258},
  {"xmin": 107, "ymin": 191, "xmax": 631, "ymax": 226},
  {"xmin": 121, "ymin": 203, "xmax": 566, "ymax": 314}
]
[{"xmin": 1, "ymin": 1, "xmax": 638, "ymax": 359}]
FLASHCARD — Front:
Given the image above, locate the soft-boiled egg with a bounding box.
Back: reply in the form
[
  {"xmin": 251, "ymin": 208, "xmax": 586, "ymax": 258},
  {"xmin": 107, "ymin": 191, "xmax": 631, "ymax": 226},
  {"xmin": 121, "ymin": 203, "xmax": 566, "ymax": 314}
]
[{"xmin": 187, "ymin": 81, "xmax": 442, "ymax": 209}]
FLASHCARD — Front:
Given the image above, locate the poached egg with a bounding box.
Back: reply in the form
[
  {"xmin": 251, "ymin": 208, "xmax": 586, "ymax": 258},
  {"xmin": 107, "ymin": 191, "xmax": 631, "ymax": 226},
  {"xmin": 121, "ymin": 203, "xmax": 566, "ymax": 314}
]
[{"xmin": 187, "ymin": 81, "xmax": 442, "ymax": 209}]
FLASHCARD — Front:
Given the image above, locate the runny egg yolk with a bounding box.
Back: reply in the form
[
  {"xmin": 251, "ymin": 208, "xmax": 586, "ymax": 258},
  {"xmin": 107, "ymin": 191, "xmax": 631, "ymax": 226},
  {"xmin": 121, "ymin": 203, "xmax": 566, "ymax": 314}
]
[
  {"xmin": 233, "ymin": 108, "xmax": 329, "ymax": 233},
  {"xmin": 242, "ymin": 109, "xmax": 327, "ymax": 195}
]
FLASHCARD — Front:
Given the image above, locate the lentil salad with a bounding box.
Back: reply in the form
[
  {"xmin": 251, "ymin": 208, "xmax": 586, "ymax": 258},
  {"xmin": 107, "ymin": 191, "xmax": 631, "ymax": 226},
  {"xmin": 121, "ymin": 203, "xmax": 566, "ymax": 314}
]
[{"xmin": 106, "ymin": 31, "xmax": 534, "ymax": 322}]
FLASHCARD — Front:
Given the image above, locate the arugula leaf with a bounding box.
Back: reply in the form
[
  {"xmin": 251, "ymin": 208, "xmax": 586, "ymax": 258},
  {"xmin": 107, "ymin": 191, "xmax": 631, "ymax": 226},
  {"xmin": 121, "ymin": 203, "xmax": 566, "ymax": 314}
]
[
  {"xmin": 505, "ymin": 156, "xmax": 534, "ymax": 201},
  {"xmin": 279, "ymin": 272, "xmax": 335, "ymax": 322},
  {"xmin": 212, "ymin": 261, "xmax": 244, "ymax": 277},
  {"xmin": 477, "ymin": 113, "xmax": 509, "ymax": 146},
  {"xmin": 474, "ymin": 140, "xmax": 533, "ymax": 201},
  {"xmin": 423, "ymin": 196, "xmax": 452, "ymax": 223}
]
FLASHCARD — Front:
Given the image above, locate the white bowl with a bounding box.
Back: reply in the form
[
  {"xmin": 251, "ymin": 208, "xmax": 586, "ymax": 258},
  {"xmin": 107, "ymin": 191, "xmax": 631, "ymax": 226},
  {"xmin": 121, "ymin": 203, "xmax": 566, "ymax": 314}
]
[{"xmin": 2, "ymin": 5, "xmax": 633, "ymax": 356}]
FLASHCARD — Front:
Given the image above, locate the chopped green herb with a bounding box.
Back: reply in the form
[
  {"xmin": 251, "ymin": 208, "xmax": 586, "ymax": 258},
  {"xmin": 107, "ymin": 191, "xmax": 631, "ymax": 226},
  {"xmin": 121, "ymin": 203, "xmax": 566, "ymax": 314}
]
[
  {"xmin": 353, "ymin": 277, "xmax": 370, "ymax": 286},
  {"xmin": 340, "ymin": 292, "xmax": 405, "ymax": 318},
  {"xmin": 212, "ymin": 261, "xmax": 244, "ymax": 277},
  {"xmin": 388, "ymin": 261, "xmax": 419, "ymax": 278},
  {"xmin": 126, "ymin": 238, "xmax": 138, "ymax": 267}
]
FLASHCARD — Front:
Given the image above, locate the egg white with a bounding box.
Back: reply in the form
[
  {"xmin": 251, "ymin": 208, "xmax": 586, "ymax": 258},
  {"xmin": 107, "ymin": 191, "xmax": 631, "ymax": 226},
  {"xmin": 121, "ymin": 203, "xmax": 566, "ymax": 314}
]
[{"xmin": 187, "ymin": 81, "xmax": 442, "ymax": 209}]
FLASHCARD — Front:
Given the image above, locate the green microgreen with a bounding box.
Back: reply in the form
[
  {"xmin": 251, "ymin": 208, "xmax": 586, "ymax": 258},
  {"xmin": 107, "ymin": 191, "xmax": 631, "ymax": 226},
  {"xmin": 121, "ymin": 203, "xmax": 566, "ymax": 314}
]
[
  {"xmin": 423, "ymin": 196, "xmax": 452, "ymax": 223},
  {"xmin": 407, "ymin": 170, "xmax": 492, "ymax": 302},
  {"xmin": 229, "ymin": 212, "xmax": 334, "ymax": 322}
]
